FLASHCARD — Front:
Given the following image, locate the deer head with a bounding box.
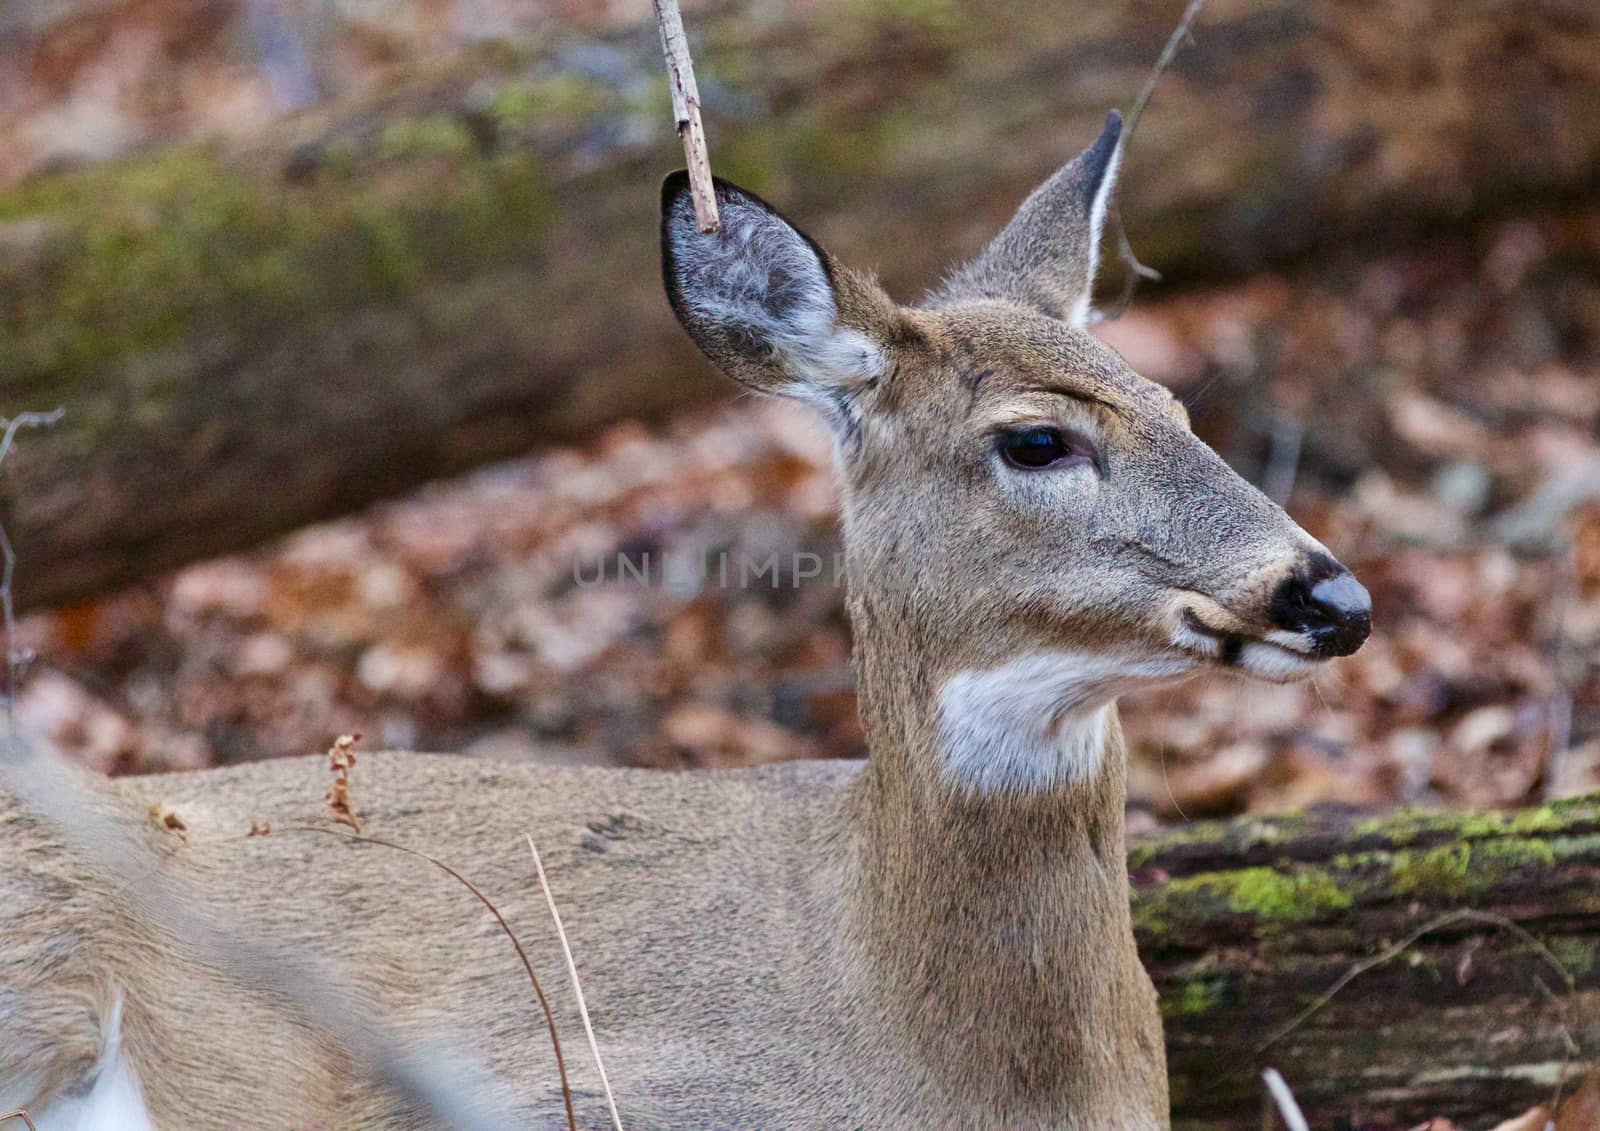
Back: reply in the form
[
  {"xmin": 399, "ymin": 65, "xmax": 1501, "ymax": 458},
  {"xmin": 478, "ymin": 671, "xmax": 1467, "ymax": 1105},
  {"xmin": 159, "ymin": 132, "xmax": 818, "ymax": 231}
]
[{"xmin": 662, "ymin": 111, "xmax": 1371, "ymax": 798}]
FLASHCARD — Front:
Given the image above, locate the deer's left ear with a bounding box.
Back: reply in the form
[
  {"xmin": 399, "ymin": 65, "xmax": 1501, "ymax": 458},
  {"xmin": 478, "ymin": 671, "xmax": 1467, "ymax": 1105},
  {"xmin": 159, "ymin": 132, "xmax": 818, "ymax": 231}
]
[
  {"xmin": 930, "ymin": 110, "xmax": 1123, "ymax": 326},
  {"xmin": 661, "ymin": 172, "xmax": 890, "ymax": 417}
]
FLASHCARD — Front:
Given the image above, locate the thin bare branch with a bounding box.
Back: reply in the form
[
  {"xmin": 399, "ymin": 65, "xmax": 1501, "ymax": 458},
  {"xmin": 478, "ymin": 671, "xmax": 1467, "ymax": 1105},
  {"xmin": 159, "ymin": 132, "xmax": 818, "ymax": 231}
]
[
  {"xmin": 1096, "ymin": 0, "xmax": 1208, "ymax": 323},
  {"xmin": 1127, "ymin": 0, "xmax": 1209, "ymax": 141},
  {"xmin": 1, "ymin": 1110, "xmax": 39, "ymax": 1131},
  {"xmin": 529, "ymin": 832, "xmax": 624, "ymax": 1131},
  {"xmin": 1253, "ymin": 908, "xmax": 1579, "ymax": 1059},
  {"xmin": 652, "ymin": 0, "xmax": 719, "ymax": 232}
]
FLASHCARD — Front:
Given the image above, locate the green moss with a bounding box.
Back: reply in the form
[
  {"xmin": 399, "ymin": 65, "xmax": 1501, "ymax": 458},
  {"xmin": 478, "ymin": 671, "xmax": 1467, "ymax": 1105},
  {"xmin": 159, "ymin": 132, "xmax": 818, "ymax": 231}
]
[
  {"xmin": 1351, "ymin": 795, "xmax": 1599, "ymax": 848},
  {"xmin": 1160, "ymin": 976, "xmax": 1228, "ymax": 1019},
  {"xmin": 0, "ymin": 127, "xmax": 554, "ymax": 409},
  {"xmin": 377, "ymin": 115, "xmax": 476, "ymax": 160},
  {"xmin": 489, "ymin": 81, "xmax": 541, "ymax": 128},
  {"xmin": 490, "ymin": 74, "xmax": 614, "ymax": 130},
  {"xmin": 1549, "ymin": 938, "xmax": 1596, "ymax": 978},
  {"xmin": 1126, "ymin": 819, "xmax": 1248, "ymax": 871},
  {"xmin": 1548, "ymin": 792, "xmax": 1600, "ymax": 817},
  {"xmin": 1133, "ymin": 864, "xmax": 1355, "ymax": 943},
  {"xmin": 717, "ymin": 107, "xmax": 918, "ymax": 196},
  {"xmin": 312, "ymin": 135, "xmax": 359, "ymax": 179},
  {"xmin": 1223, "ymin": 867, "xmax": 1355, "ymax": 920},
  {"xmin": 1353, "ymin": 808, "xmax": 1504, "ymax": 846},
  {"xmin": 839, "ymin": 0, "xmax": 967, "ymax": 44},
  {"xmin": 1552, "ymin": 832, "xmax": 1600, "ymax": 861},
  {"xmin": 1474, "ymin": 837, "xmax": 1557, "ymax": 871},
  {"xmin": 1390, "ymin": 842, "xmax": 1473, "ymax": 897},
  {"xmin": 1386, "ymin": 832, "xmax": 1572, "ymax": 899},
  {"xmin": 1329, "ymin": 849, "xmax": 1398, "ymax": 873}
]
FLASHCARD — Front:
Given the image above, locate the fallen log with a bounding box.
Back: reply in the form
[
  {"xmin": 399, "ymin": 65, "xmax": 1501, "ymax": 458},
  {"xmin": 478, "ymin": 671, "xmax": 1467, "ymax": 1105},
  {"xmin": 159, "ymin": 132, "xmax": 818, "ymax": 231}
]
[
  {"xmin": 4, "ymin": 0, "xmax": 1600, "ymax": 608},
  {"xmin": 1138, "ymin": 793, "xmax": 1600, "ymax": 1130}
]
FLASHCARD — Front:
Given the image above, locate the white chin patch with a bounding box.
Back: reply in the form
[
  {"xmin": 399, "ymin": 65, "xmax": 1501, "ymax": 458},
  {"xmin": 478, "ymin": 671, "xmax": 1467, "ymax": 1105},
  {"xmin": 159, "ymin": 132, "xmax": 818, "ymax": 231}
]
[
  {"xmin": 1237, "ymin": 640, "xmax": 1323, "ymax": 682},
  {"xmin": 33, "ymin": 997, "xmax": 156, "ymax": 1131},
  {"xmin": 936, "ymin": 651, "xmax": 1189, "ymax": 796}
]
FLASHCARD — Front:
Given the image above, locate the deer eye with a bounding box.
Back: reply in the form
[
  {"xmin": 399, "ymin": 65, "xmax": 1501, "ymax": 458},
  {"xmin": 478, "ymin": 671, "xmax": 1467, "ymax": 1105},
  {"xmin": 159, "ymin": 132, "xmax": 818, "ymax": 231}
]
[{"xmin": 997, "ymin": 427, "xmax": 1093, "ymax": 470}]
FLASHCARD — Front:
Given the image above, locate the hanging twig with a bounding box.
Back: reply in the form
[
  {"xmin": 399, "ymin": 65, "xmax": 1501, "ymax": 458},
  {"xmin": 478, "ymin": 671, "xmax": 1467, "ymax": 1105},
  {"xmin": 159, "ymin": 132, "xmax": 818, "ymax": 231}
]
[
  {"xmin": 652, "ymin": 0, "xmax": 720, "ymax": 232},
  {"xmin": 1095, "ymin": 0, "xmax": 1209, "ymax": 323},
  {"xmin": 1127, "ymin": 0, "xmax": 1209, "ymax": 141}
]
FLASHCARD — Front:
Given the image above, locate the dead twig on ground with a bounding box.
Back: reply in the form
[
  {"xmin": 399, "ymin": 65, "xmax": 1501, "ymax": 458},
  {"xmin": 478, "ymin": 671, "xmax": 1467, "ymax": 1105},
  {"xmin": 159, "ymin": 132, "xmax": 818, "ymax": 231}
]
[
  {"xmin": 1253, "ymin": 908, "xmax": 1580, "ymax": 1079},
  {"xmin": 652, "ymin": 0, "xmax": 719, "ymax": 232}
]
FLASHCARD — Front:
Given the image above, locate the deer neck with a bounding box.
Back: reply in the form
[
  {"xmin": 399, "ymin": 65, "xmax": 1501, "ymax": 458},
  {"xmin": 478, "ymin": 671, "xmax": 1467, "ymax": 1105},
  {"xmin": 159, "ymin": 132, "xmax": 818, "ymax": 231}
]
[{"xmin": 840, "ymin": 600, "xmax": 1158, "ymax": 1115}]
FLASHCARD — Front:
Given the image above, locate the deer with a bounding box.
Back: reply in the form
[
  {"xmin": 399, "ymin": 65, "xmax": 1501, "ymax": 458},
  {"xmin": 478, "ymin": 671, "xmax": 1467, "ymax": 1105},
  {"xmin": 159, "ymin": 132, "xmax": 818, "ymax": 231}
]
[{"xmin": 0, "ymin": 110, "xmax": 1371, "ymax": 1130}]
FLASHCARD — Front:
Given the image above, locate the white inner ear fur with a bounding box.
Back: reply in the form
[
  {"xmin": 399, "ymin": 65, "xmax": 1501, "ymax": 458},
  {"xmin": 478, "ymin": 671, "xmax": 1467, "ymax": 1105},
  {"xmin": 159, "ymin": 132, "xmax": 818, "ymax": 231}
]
[
  {"xmin": 671, "ymin": 195, "xmax": 886, "ymax": 393},
  {"xmin": 32, "ymin": 996, "xmax": 156, "ymax": 1131},
  {"xmin": 936, "ymin": 650, "xmax": 1187, "ymax": 796},
  {"xmin": 1070, "ymin": 140, "xmax": 1124, "ymax": 329}
]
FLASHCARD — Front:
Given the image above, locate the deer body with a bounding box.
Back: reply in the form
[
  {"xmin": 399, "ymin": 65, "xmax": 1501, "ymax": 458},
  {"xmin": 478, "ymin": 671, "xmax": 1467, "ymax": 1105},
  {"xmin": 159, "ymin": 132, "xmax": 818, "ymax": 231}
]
[
  {"xmin": 5, "ymin": 731, "xmax": 1158, "ymax": 1129},
  {"xmin": 2, "ymin": 111, "xmax": 1369, "ymax": 1129}
]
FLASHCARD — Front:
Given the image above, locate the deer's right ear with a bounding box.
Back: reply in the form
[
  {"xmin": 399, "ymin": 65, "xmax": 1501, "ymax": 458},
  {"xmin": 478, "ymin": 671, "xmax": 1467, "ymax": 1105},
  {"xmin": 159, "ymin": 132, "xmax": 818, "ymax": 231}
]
[
  {"xmin": 661, "ymin": 172, "xmax": 888, "ymax": 410},
  {"xmin": 930, "ymin": 111, "xmax": 1123, "ymax": 326}
]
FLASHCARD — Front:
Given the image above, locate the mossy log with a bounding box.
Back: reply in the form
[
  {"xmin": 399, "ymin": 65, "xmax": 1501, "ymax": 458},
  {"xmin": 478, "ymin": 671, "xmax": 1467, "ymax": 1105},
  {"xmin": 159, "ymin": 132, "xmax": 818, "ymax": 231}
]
[
  {"xmin": 1138, "ymin": 793, "xmax": 1600, "ymax": 1130},
  {"xmin": 4, "ymin": 0, "xmax": 1600, "ymax": 608}
]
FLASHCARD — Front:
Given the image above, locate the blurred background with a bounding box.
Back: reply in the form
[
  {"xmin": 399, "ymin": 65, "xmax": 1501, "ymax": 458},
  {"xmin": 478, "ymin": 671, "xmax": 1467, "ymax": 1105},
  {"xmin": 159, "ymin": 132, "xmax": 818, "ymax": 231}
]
[{"xmin": 2, "ymin": 0, "xmax": 1598, "ymax": 829}]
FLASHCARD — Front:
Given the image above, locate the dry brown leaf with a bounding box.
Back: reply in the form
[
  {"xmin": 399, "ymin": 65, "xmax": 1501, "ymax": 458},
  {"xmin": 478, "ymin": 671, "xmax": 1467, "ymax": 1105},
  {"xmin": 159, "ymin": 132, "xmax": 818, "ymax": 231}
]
[
  {"xmin": 247, "ymin": 819, "xmax": 271, "ymax": 837},
  {"xmin": 326, "ymin": 775, "xmax": 363, "ymax": 833},
  {"xmin": 324, "ymin": 732, "xmax": 364, "ymax": 832},
  {"xmin": 327, "ymin": 732, "xmax": 362, "ymax": 774},
  {"xmin": 146, "ymin": 803, "xmax": 187, "ymax": 841}
]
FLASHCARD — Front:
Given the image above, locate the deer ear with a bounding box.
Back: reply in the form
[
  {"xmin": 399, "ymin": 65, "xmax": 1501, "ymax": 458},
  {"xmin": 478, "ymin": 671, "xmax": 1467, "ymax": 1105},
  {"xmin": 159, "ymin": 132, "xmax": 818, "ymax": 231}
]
[
  {"xmin": 931, "ymin": 110, "xmax": 1123, "ymax": 326},
  {"xmin": 661, "ymin": 172, "xmax": 888, "ymax": 412}
]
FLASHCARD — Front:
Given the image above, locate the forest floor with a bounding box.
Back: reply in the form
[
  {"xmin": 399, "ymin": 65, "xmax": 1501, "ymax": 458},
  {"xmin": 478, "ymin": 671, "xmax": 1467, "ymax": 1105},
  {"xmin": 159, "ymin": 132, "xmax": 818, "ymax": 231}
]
[{"xmin": 15, "ymin": 199, "xmax": 1600, "ymax": 827}]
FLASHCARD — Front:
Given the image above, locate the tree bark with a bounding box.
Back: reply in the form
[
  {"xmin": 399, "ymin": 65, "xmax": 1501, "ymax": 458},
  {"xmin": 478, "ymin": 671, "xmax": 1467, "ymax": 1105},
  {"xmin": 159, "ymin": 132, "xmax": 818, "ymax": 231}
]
[
  {"xmin": 1136, "ymin": 793, "xmax": 1600, "ymax": 1130},
  {"xmin": 4, "ymin": 0, "xmax": 1599, "ymax": 609}
]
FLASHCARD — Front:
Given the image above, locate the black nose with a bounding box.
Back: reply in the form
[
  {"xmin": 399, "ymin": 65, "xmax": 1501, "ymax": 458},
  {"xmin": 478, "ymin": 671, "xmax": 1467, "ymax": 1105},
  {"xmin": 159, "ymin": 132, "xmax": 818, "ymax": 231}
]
[{"xmin": 1269, "ymin": 560, "xmax": 1372, "ymax": 658}]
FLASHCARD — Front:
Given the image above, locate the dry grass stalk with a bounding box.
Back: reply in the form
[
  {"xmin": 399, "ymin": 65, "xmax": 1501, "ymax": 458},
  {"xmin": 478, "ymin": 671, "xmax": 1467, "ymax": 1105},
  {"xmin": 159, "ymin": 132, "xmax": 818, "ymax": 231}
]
[
  {"xmin": 528, "ymin": 832, "xmax": 624, "ymax": 1131},
  {"xmin": 1261, "ymin": 1068, "xmax": 1311, "ymax": 1131},
  {"xmin": 0, "ymin": 1110, "xmax": 38, "ymax": 1130},
  {"xmin": 255, "ymin": 822, "xmax": 580, "ymax": 1131}
]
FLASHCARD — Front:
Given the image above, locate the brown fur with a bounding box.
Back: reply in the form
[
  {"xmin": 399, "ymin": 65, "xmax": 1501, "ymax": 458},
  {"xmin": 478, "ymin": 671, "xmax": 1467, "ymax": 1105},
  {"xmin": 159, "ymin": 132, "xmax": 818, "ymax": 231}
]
[{"xmin": 1, "ymin": 119, "xmax": 1365, "ymax": 1129}]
